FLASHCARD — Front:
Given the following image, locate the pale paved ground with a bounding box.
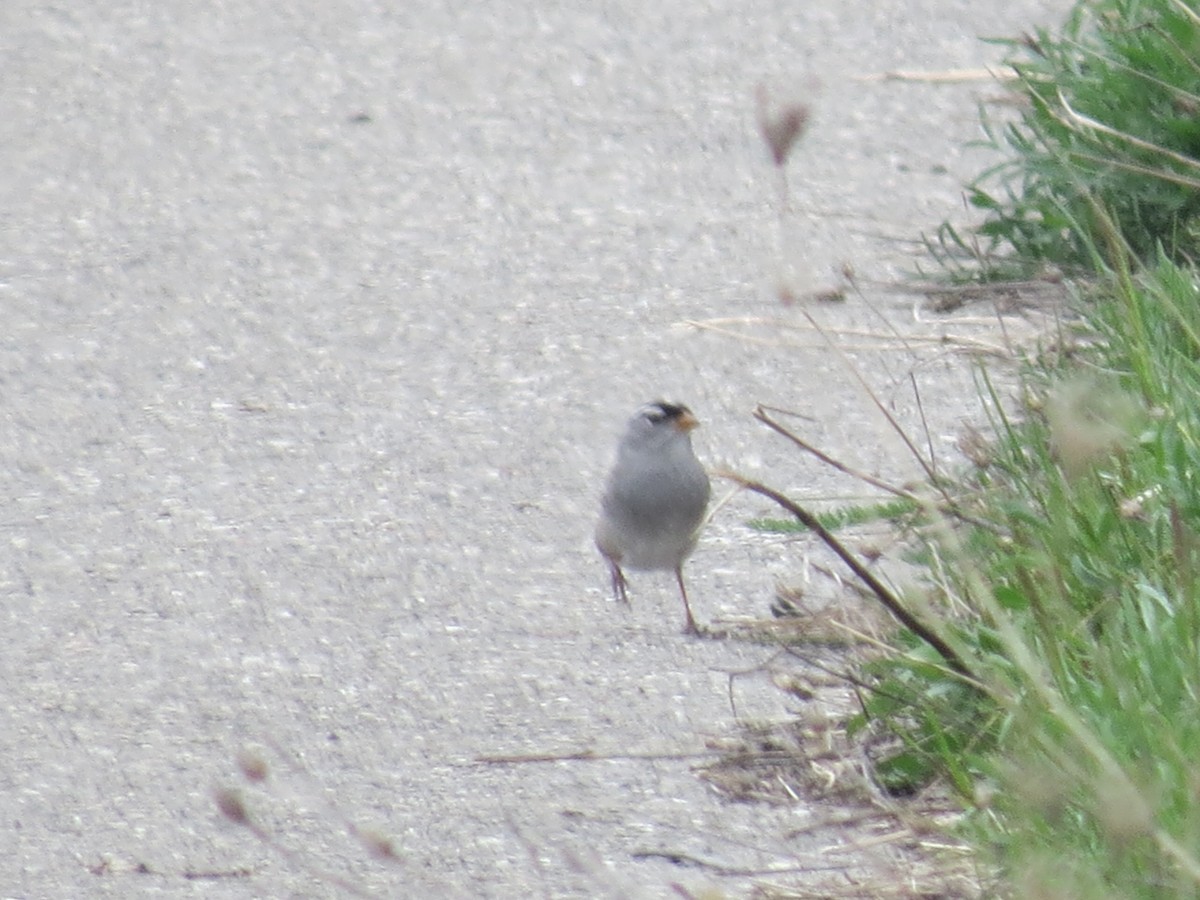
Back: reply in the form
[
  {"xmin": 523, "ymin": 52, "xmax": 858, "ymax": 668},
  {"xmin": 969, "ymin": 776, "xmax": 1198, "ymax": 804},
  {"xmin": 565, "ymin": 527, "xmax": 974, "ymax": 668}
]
[{"xmin": 3, "ymin": 1, "xmax": 1067, "ymax": 897}]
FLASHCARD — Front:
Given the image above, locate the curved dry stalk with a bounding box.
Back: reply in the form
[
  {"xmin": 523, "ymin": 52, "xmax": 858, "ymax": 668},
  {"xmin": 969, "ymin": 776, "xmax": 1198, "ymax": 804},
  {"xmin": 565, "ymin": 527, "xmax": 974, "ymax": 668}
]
[
  {"xmin": 853, "ymin": 66, "xmax": 1017, "ymax": 83},
  {"xmin": 1054, "ymin": 88, "xmax": 1200, "ymax": 182},
  {"xmin": 754, "ymin": 405, "xmax": 916, "ymax": 501},
  {"xmin": 800, "ymin": 309, "xmax": 943, "ymax": 489},
  {"xmin": 753, "ymin": 404, "xmax": 1008, "ymax": 537},
  {"xmin": 718, "ymin": 469, "xmax": 976, "ymax": 682},
  {"xmin": 685, "ymin": 316, "xmax": 1017, "ymax": 352}
]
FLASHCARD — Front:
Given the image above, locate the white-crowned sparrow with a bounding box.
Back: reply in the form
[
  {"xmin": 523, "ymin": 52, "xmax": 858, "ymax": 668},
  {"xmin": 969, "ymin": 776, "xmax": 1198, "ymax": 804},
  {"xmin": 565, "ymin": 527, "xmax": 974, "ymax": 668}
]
[{"xmin": 595, "ymin": 401, "xmax": 711, "ymax": 635}]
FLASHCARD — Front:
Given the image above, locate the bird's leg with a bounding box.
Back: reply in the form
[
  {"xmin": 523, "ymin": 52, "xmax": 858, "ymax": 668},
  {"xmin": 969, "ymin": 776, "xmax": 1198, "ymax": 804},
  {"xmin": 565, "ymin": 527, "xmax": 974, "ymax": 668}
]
[
  {"xmin": 675, "ymin": 567, "xmax": 700, "ymax": 635},
  {"xmin": 609, "ymin": 562, "xmax": 630, "ymax": 604}
]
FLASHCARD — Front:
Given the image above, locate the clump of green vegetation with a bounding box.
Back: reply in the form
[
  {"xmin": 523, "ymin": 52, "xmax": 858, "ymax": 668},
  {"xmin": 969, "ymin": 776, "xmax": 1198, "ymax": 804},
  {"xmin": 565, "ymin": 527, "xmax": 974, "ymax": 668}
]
[
  {"xmin": 931, "ymin": 0, "xmax": 1200, "ymax": 278},
  {"xmin": 860, "ymin": 0, "xmax": 1200, "ymax": 895},
  {"xmin": 909, "ymin": 254, "xmax": 1200, "ymax": 898},
  {"xmin": 734, "ymin": 3, "xmax": 1200, "ymax": 895},
  {"xmin": 749, "ymin": 496, "xmax": 921, "ymax": 535}
]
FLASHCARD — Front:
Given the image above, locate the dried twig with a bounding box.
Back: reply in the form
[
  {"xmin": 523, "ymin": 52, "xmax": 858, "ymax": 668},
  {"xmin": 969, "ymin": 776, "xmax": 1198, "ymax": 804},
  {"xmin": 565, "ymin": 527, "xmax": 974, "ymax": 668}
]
[
  {"xmin": 473, "ymin": 749, "xmax": 716, "ymax": 765},
  {"xmin": 631, "ymin": 850, "xmax": 848, "ymax": 878},
  {"xmin": 718, "ymin": 470, "xmax": 976, "ymax": 682},
  {"xmin": 754, "ymin": 405, "xmax": 916, "ymax": 501},
  {"xmin": 753, "ymin": 406, "xmax": 1007, "ymax": 536},
  {"xmin": 854, "ymin": 67, "xmax": 1017, "ymax": 83}
]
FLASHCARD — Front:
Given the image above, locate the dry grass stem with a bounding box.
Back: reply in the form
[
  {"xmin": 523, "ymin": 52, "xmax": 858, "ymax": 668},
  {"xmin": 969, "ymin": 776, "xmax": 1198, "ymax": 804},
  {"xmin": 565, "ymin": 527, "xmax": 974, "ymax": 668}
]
[
  {"xmin": 854, "ymin": 66, "xmax": 1017, "ymax": 83},
  {"xmin": 699, "ymin": 669, "xmax": 980, "ymax": 898},
  {"xmin": 473, "ymin": 749, "xmax": 718, "ymax": 765},
  {"xmin": 753, "ymin": 404, "xmax": 916, "ymax": 501},
  {"xmin": 683, "ymin": 316, "xmax": 1023, "ymax": 357},
  {"xmin": 719, "ymin": 470, "xmax": 976, "ymax": 681},
  {"xmin": 1054, "ymin": 89, "xmax": 1200, "ymax": 180}
]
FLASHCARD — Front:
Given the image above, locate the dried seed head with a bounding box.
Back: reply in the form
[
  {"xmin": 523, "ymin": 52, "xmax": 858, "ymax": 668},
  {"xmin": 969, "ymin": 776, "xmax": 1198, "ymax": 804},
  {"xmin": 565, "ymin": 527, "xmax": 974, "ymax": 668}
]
[
  {"xmin": 1119, "ymin": 494, "xmax": 1147, "ymax": 520},
  {"xmin": 214, "ymin": 787, "xmax": 251, "ymax": 826},
  {"xmin": 1092, "ymin": 770, "xmax": 1154, "ymax": 847},
  {"xmin": 756, "ymin": 83, "xmax": 811, "ymax": 167},
  {"xmin": 1045, "ymin": 377, "xmax": 1141, "ymax": 477},
  {"xmin": 958, "ymin": 424, "xmax": 993, "ymax": 469},
  {"xmin": 360, "ymin": 828, "xmax": 399, "ymax": 860},
  {"xmin": 237, "ymin": 749, "xmax": 269, "ymax": 783}
]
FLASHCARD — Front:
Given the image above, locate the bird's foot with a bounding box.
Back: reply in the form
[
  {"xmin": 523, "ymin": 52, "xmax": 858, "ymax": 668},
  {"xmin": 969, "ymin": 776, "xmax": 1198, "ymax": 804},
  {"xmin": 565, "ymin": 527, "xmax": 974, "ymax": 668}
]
[{"xmin": 610, "ymin": 565, "xmax": 630, "ymax": 605}]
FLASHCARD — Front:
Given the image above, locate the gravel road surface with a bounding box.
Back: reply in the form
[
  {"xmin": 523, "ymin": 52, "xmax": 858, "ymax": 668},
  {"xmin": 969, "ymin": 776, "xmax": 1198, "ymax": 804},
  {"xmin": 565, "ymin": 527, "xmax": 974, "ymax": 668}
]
[{"xmin": 4, "ymin": 1, "xmax": 1067, "ymax": 896}]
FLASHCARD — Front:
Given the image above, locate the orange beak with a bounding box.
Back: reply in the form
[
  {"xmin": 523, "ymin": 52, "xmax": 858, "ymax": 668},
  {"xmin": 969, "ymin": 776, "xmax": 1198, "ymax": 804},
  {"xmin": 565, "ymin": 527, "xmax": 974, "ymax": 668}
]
[{"xmin": 674, "ymin": 410, "xmax": 700, "ymax": 433}]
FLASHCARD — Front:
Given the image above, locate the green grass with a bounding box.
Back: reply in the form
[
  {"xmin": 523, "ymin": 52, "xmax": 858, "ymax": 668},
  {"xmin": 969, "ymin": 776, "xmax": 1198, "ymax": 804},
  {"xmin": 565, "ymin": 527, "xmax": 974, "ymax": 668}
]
[
  {"xmin": 852, "ymin": 0, "xmax": 1200, "ymax": 895},
  {"xmin": 748, "ymin": 496, "xmax": 921, "ymax": 535},
  {"xmin": 927, "ymin": 0, "xmax": 1200, "ymax": 279},
  {"xmin": 859, "ymin": 253, "xmax": 1200, "ymax": 896}
]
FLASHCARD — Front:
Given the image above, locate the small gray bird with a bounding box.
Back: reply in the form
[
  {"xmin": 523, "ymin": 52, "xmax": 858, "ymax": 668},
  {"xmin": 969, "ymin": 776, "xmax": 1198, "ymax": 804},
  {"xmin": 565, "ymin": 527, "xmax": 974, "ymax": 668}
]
[{"xmin": 595, "ymin": 401, "xmax": 712, "ymax": 635}]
